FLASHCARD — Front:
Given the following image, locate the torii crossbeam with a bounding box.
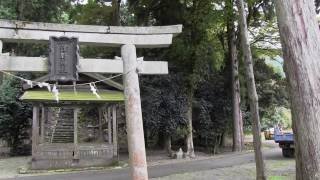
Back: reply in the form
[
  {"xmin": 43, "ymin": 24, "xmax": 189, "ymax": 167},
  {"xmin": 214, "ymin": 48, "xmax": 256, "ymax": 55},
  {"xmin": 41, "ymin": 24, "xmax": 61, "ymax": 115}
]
[{"xmin": 0, "ymin": 19, "xmax": 182, "ymax": 180}]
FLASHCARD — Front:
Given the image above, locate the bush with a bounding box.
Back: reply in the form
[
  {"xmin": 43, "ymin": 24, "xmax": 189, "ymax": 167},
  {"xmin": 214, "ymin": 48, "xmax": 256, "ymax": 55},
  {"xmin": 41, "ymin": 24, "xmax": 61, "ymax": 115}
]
[{"xmin": 0, "ymin": 76, "xmax": 32, "ymax": 155}]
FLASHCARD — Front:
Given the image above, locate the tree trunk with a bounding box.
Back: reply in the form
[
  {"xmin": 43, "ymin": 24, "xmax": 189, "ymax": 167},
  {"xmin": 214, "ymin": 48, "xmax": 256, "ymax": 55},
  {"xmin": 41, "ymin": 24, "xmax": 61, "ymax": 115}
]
[
  {"xmin": 164, "ymin": 135, "xmax": 172, "ymax": 155},
  {"xmin": 157, "ymin": 131, "xmax": 164, "ymax": 148},
  {"xmin": 112, "ymin": 0, "xmax": 121, "ymax": 26},
  {"xmin": 157, "ymin": 133, "xmax": 172, "ymax": 155},
  {"xmin": 227, "ymin": 13, "xmax": 243, "ymax": 152},
  {"xmin": 16, "ymin": 0, "xmax": 24, "ymax": 21},
  {"xmin": 185, "ymin": 90, "xmax": 195, "ymax": 158},
  {"xmin": 275, "ymin": 1, "xmax": 320, "ymax": 179},
  {"xmin": 239, "ymin": 109, "xmax": 244, "ymax": 148},
  {"xmin": 237, "ymin": 0, "xmax": 266, "ymax": 179}
]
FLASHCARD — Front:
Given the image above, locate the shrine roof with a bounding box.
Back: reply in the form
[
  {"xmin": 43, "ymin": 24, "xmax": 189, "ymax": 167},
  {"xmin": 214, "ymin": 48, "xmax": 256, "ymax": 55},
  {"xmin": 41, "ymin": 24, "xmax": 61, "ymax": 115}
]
[{"xmin": 20, "ymin": 90, "xmax": 124, "ymax": 102}]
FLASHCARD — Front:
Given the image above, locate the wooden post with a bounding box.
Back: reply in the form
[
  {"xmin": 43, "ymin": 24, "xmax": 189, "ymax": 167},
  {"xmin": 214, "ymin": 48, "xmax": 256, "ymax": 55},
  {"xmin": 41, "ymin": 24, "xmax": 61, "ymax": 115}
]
[
  {"xmin": 122, "ymin": 44, "xmax": 148, "ymax": 180},
  {"xmin": 0, "ymin": 40, "xmax": 2, "ymax": 53},
  {"xmin": 32, "ymin": 105, "xmax": 39, "ymax": 159},
  {"xmin": 98, "ymin": 107, "xmax": 104, "ymax": 142},
  {"xmin": 107, "ymin": 106, "xmax": 112, "ymax": 144},
  {"xmin": 40, "ymin": 106, "xmax": 45, "ymax": 144},
  {"xmin": 112, "ymin": 105, "xmax": 118, "ymax": 158},
  {"xmin": 0, "ymin": 40, "xmax": 3, "ymax": 85},
  {"xmin": 73, "ymin": 108, "xmax": 79, "ymax": 159}
]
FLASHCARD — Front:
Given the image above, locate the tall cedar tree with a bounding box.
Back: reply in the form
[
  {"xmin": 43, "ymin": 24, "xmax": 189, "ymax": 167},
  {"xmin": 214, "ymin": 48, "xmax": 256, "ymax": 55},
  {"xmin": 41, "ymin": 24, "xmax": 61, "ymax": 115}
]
[
  {"xmin": 276, "ymin": 0, "xmax": 320, "ymax": 179},
  {"xmin": 226, "ymin": 0, "xmax": 244, "ymax": 152},
  {"xmin": 237, "ymin": 0, "xmax": 266, "ymax": 179}
]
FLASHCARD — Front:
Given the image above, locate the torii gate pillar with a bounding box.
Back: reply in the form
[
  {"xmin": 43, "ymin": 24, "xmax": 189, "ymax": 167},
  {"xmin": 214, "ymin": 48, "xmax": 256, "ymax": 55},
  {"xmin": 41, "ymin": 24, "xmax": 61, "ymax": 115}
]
[{"xmin": 122, "ymin": 44, "xmax": 148, "ymax": 180}]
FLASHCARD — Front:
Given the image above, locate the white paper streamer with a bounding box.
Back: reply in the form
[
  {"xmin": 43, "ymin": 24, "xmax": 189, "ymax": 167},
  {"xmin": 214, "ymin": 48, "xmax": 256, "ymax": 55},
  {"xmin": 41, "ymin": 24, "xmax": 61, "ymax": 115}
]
[
  {"xmin": 52, "ymin": 84, "xmax": 59, "ymax": 102},
  {"xmin": 26, "ymin": 80, "xmax": 33, "ymax": 88},
  {"xmin": 37, "ymin": 82, "xmax": 51, "ymax": 92},
  {"xmin": 43, "ymin": 83, "xmax": 51, "ymax": 92},
  {"xmin": 73, "ymin": 81, "xmax": 77, "ymax": 95},
  {"xmin": 137, "ymin": 57, "xmax": 144, "ymax": 73},
  {"xmin": 90, "ymin": 83, "xmax": 101, "ymax": 99}
]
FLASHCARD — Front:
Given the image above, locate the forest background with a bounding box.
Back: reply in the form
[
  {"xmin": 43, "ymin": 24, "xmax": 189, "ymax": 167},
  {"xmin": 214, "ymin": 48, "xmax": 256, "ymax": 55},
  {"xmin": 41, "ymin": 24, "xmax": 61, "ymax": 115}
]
[{"xmin": 0, "ymin": 0, "xmax": 297, "ymax": 155}]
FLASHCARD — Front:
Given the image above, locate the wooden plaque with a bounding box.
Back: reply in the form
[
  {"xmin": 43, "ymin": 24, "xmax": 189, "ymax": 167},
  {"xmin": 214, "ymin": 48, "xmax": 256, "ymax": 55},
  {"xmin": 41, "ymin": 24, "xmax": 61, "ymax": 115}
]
[{"xmin": 49, "ymin": 36, "xmax": 79, "ymax": 82}]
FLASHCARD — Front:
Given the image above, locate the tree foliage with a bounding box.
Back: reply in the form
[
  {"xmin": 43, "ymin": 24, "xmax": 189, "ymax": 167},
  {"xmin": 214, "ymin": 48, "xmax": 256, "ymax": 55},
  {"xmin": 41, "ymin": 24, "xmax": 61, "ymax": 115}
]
[
  {"xmin": 0, "ymin": 0, "xmax": 74, "ymax": 155},
  {"xmin": 194, "ymin": 70, "xmax": 231, "ymax": 150},
  {"xmin": 0, "ymin": 0, "xmax": 293, "ymax": 155},
  {"xmin": 140, "ymin": 73, "xmax": 188, "ymax": 146},
  {"xmin": 0, "ymin": 0, "xmax": 72, "ymax": 22},
  {"xmin": 70, "ymin": 0, "xmax": 113, "ymax": 25},
  {"xmin": 0, "ymin": 76, "xmax": 32, "ymax": 155}
]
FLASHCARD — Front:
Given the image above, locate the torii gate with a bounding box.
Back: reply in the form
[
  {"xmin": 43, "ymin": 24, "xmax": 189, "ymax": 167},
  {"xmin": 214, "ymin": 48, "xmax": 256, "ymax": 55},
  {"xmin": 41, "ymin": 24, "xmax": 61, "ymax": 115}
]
[{"xmin": 0, "ymin": 19, "xmax": 182, "ymax": 180}]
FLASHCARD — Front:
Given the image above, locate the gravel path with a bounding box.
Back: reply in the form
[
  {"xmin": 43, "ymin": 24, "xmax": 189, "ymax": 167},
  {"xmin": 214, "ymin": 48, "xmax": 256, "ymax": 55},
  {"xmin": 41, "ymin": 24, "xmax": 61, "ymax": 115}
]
[
  {"xmin": 0, "ymin": 140, "xmax": 295, "ymax": 180},
  {"xmin": 151, "ymin": 159, "xmax": 295, "ymax": 180},
  {"xmin": 2, "ymin": 147, "xmax": 295, "ymax": 180}
]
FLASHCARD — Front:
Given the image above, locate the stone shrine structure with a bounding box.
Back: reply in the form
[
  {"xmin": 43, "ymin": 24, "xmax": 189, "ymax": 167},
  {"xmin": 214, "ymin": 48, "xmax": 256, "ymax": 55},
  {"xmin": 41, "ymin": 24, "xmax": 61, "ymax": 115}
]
[{"xmin": 0, "ymin": 19, "xmax": 182, "ymax": 179}]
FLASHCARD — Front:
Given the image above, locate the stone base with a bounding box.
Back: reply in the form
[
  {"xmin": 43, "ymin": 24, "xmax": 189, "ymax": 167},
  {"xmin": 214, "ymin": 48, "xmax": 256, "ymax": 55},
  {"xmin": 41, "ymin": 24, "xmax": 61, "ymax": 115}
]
[
  {"xmin": 31, "ymin": 158, "xmax": 114, "ymax": 170},
  {"xmin": 31, "ymin": 143, "xmax": 115, "ymax": 170}
]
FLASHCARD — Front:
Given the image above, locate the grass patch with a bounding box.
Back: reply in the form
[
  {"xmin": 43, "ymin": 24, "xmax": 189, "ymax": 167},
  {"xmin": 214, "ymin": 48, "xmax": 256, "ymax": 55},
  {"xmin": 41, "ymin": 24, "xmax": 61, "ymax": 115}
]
[
  {"xmin": 269, "ymin": 176, "xmax": 289, "ymax": 180},
  {"xmin": 267, "ymin": 160, "xmax": 293, "ymax": 169}
]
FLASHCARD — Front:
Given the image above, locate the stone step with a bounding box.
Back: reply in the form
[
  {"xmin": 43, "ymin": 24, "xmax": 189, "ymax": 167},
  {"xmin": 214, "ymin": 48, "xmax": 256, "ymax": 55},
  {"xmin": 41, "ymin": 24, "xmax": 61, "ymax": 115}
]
[
  {"xmin": 51, "ymin": 131, "xmax": 74, "ymax": 136},
  {"xmin": 52, "ymin": 140, "xmax": 73, "ymax": 143},
  {"xmin": 52, "ymin": 139, "xmax": 73, "ymax": 141},
  {"xmin": 47, "ymin": 133, "xmax": 74, "ymax": 137},
  {"xmin": 52, "ymin": 137, "xmax": 73, "ymax": 141},
  {"xmin": 52, "ymin": 139, "xmax": 73, "ymax": 142},
  {"xmin": 54, "ymin": 129, "xmax": 73, "ymax": 133},
  {"xmin": 57, "ymin": 119, "xmax": 73, "ymax": 121},
  {"xmin": 55, "ymin": 124, "xmax": 74, "ymax": 127},
  {"xmin": 54, "ymin": 127, "xmax": 74, "ymax": 131},
  {"xmin": 54, "ymin": 131, "xmax": 74, "ymax": 134},
  {"xmin": 57, "ymin": 122, "xmax": 73, "ymax": 124},
  {"xmin": 47, "ymin": 124, "xmax": 73, "ymax": 128},
  {"xmin": 52, "ymin": 136, "xmax": 73, "ymax": 139},
  {"xmin": 54, "ymin": 133, "xmax": 73, "ymax": 136},
  {"xmin": 51, "ymin": 135, "xmax": 73, "ymax": 138},
  {"xmin": 52, "ymin": 131, "xmax": 74, "ymax": 134},
  {"xmin": 51, "ymin": 140, "xmax": 73, "ymax": 143},
  {"xmin": 53, "ymin": 137, "xmax": 73, "ymax": 140},
  {"xmin": 55, "ymin": 118, "xmax": 73, "ymax": 120},
  {"xmin": 49, "ymin": 108, "xmax": 76, "ymax": 144},
  {"xmin": 52, "ymin": 138, "xmax": 73, "ymax": 141},
  {"xmin": 55, "ymin": 125, "xmax": 73, "ymax": 128},
  {"xmin": 55, "ymin": 127, "xmax": 73, "ymax": 129},
  {"xmin": 56, "ymin": 126, "xmax": 73, "ymax": 129}
]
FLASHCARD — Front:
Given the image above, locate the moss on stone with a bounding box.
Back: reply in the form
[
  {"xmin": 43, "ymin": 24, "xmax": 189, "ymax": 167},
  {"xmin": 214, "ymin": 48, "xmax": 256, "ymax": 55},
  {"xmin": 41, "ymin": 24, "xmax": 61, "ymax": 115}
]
[{"xmin": 20, "ymin": 90, "xmax": 124, "ymax": 102}]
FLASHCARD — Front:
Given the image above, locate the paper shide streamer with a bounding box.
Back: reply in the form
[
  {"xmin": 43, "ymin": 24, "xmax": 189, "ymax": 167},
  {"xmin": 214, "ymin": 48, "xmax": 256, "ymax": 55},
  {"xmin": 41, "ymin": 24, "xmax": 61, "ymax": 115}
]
[
  {"xmin": 37, "ymin": 82, "xmax": 51, "ymax": 92},
  {"xmin": 52, "ymin": 84, "xmax": 59, "ymax": 102},
  {"xmin": 0, "ymin": 70, "xmax": 129, "ymax": 103},
  {"xmin": 26, "ymin": 80, "xmax": 33, "ymax": 88},
  {"xmin": 90, "ymin": 83, "xmax": 101, "ymax": 99}
]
